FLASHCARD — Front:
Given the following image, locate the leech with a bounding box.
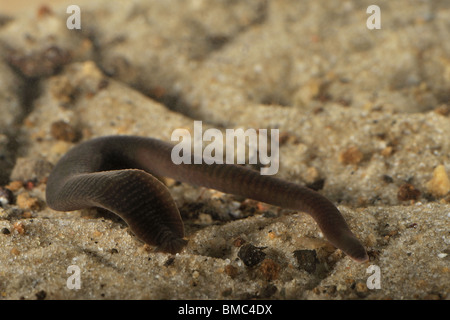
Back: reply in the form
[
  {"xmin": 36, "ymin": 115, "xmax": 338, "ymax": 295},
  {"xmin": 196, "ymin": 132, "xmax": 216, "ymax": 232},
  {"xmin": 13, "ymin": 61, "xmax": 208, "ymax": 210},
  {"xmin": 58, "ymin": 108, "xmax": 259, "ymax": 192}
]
[{"xmin": 46, "ymin": 135, "xmax": 369, "ymax": 262}]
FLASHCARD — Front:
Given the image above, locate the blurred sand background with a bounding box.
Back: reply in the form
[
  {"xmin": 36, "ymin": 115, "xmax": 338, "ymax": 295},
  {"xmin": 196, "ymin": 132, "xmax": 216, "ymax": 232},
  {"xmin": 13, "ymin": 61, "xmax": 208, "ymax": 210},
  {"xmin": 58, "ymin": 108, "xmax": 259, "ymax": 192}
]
[{"xmin": 1, "ymin": 0, "xmax": 69, "ymax": 15}]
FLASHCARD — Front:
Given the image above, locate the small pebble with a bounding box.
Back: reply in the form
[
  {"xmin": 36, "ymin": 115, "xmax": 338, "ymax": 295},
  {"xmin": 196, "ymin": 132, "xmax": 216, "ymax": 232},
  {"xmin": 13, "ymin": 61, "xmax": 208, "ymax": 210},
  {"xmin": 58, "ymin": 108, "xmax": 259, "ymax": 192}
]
[
  {"xmin": 426, "ymin": 165, "xmax": 450, "ymax": 197},
  {"xmin": 35, "ymin": 290, "xmax": 47, "ymax": 300},
  {"xmin": 237, "ymin": 244, "xmax": 266, "ymax": 267},
  {"xmin": 221, "ymin": 288, "xmax": 233, "ymax": 297},
  {"xmin": 224, "ymin": 264, "xmax": 238, "ymax": 278},
  {"xmin": 16, "ymin": 193, "xmax": 40, "ymax": 211},
  {"xmin": 434, "ymin": 104, "xmax": 450, "ymax": 116},
  {"xmin": 5, "ymin": 181, "xmax": 24, "ymax": 192},
  {"xmin": 355, "ymin": 281, "xmax": 368, "ymax": 293},
  {"xmin": 397, "ymin": 183, "xmax": 421, "ymax": 201},
  {"xmin": 50, "ymin": 120, "xmax": 81, "ymax": 142},
  {"xmin": 339, "ymin": 146, "xmax": 364, "ymax": 165},
  {"xmin": 259, "ymin": 258, "xmax": 281, "ymax": 281},
  {"xmin": 8, "ymin": 45, "xmax": 71, "ymax": 78},
  {"xmin": 13, "ymin": 222, "xmax": 26, "ymax": 234},
  {"xmin": 293, "ymin": 249, "xmax": 318, "ymax": 274},
  {"xmin": 259, "ymin": 284, "xmax": 277, "ymax": 298},
  {"xmin": 232, "ymin": 236, "xmax": 246, "ymax": 247},
  {"xmin": 10, "ymin": 158, "xmax": 53, "ymax": 182},
  {"xmin": 0, "ymin": 187, "xmax": 14, "ymax": 206},
  {"xmin": 164, "ymin": 256, "xmax": 175, "ymax": 267}
]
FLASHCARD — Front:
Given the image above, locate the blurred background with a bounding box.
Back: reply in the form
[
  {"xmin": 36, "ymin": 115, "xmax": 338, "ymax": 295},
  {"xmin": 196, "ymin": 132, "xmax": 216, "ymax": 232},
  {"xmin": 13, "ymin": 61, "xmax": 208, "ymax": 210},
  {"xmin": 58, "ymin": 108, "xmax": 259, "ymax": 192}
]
[{"xmin": 1, "ymin": 0, "xmax": 69, "ymax": 15}]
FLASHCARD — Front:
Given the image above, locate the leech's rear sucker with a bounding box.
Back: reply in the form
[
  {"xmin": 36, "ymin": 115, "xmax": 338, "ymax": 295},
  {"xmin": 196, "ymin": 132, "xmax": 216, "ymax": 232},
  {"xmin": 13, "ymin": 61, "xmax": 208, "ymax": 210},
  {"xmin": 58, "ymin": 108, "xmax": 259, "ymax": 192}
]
[{"xmin": 46, "ymin": 135, "xmax": 369, "ymax": 262}]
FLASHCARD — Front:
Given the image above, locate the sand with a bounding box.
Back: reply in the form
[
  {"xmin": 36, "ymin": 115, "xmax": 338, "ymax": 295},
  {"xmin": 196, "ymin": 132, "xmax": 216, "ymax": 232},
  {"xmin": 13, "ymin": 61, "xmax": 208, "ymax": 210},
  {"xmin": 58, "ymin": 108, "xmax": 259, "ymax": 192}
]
[{"xmin": 0, "ymin": 0, "xmax": 448, "ymax": 300}]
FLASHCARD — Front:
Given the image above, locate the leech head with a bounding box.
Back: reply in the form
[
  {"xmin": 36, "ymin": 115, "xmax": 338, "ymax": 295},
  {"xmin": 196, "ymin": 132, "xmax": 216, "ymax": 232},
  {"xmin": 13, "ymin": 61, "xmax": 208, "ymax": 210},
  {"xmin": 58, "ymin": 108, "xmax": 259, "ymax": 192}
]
[{"xmin": 340, "ymin": 234, "xmax": 369, "ymax": 263}]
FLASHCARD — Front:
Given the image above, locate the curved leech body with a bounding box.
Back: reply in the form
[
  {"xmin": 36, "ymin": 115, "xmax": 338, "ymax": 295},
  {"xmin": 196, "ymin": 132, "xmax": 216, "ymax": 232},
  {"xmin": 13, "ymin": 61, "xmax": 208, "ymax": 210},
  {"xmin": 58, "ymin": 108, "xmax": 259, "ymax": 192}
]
[{"xmin": 46, "ymin": 135, "xmax": 369, "ymax": 262}]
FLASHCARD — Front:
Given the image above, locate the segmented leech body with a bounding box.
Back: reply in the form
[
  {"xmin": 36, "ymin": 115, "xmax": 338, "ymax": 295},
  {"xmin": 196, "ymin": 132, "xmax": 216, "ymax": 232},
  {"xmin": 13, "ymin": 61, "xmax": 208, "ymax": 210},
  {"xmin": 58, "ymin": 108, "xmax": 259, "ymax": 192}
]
[{"xmin": 46, "ymin": 135, "xmax": 368, "ymax": 262}]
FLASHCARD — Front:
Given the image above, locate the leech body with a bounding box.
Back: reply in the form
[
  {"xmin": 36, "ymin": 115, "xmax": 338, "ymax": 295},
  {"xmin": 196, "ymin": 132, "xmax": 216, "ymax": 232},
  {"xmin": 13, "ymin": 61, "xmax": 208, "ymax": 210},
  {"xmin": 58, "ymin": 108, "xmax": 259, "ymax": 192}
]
[{"xmin": 46, "ymin": 135, "xmax": 368, "ymax": 262}]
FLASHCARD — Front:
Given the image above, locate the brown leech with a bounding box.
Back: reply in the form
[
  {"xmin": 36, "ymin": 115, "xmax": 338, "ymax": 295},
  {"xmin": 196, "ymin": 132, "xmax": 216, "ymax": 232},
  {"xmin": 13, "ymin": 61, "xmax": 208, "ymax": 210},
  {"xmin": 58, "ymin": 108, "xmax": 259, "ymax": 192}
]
[{"xmin": 46, "ymin": 135, "xmax": 368, "ymax": 262}]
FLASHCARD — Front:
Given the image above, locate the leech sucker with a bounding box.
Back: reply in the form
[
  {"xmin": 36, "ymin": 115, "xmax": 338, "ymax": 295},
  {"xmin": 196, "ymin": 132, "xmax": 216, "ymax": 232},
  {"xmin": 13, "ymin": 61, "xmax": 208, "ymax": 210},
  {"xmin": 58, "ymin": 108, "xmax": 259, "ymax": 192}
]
[{"xmin": 46, "ymin": 135, "xmax": 369, "ymax": 262}]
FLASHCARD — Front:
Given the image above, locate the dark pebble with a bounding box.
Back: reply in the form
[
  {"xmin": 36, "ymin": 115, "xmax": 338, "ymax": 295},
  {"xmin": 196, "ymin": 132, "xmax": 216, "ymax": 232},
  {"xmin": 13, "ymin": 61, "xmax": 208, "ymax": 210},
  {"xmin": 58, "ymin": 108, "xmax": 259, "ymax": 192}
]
[
  {"xmin": 397, "ymin": 183, "xmax": 421, "ymax": 201},
  {"xmin": 164, "ymin": 256, "xmax": 175, "ymax": 267},
  {"xmin": 0, "ymin": 187, "xmax": 14, "ymax": 206},
  {"xmin": 238, "ymin": 244, "xmax": 266, "ymax": 267},
  {"xmin": 35, "ymin": 290, "xmax": 47, "ymax": 300},
  {"xmin": 259, "ymin": 284, "xmax": 277, "ymax": 298},
  {"xmin": 293, "ymin": 249, "xmax": 318, "ymax": 274},
  {"xmin": 50, "ymin": 120, "xmax": 81, "ymax": 142}
]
